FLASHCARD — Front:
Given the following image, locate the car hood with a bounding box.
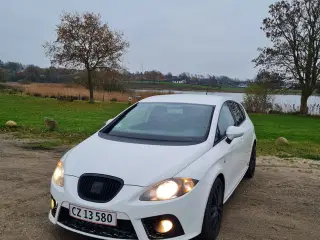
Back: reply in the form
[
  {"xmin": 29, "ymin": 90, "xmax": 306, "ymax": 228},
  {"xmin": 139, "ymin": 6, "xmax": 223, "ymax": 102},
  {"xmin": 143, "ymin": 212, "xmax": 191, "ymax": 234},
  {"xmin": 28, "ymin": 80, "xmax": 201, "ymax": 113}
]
[{"xmin": 63, "ymin": 133, "xmax": 210, "ymax": 186}]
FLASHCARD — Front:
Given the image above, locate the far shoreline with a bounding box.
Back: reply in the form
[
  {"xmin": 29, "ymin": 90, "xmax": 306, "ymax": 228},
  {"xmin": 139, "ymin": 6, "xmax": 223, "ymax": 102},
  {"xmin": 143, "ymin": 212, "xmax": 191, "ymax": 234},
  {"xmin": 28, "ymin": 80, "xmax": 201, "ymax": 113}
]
[
  {"xmin": 130, "ymin": 87, "xmax": 319, "ymax": 96},
  {"xmin": 125, "ymin": 82, "xmax": 320, "ymax": 96}
]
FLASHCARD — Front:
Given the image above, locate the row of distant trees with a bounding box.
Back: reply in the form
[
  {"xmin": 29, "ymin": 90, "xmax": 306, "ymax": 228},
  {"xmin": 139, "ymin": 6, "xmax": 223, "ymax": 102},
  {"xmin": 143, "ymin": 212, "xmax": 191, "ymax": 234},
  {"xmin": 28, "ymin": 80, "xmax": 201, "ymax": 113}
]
[
  {"xmin": 0, "ymin": 59, "xmax": 253, "ymax": 89},
  {"xmin": 0, "ymin": 61, "xmax": 78, "ymax": 83},
  {"xmin": 128, "ymin": 71, "xmax": 251, "ymax": 87}
]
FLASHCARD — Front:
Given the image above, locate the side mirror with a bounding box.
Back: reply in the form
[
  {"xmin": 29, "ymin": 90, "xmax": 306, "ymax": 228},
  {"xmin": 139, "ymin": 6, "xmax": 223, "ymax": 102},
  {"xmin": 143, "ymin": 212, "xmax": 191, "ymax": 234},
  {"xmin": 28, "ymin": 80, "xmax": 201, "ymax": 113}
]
[
  {"xmin": 226, "ymin": 126, "xmax": 245, "ymax": 142},
  {"xmin": 105, "ymin": 118, "xmax": 114, "ymax": 125}
]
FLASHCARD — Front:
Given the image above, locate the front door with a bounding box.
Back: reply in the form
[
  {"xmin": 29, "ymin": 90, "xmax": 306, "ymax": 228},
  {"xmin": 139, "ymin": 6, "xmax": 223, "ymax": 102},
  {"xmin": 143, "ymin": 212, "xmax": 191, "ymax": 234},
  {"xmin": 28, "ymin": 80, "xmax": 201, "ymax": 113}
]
[{"xmin": 214, "ymin": 102, "xmax": 246, "ymax": 197}]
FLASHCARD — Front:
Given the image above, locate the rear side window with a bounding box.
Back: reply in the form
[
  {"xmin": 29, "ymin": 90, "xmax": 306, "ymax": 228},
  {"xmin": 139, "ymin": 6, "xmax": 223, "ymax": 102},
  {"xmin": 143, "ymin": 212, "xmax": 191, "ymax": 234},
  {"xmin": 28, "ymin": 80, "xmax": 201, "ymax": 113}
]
[
  {"xmin": 228, "ymin": 101, "xmax": 246, "ymax": 126},
  {"xmin": 215, "ymin": 103, "xmax": 235, "ymax": 143}
]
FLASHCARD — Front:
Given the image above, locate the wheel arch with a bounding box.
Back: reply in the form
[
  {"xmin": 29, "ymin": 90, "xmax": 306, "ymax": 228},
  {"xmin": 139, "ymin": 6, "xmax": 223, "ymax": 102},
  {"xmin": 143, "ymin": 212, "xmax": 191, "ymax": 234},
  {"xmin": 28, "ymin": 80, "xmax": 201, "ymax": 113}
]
[
  {"xmin": 201, "ymin": 168, "xmax": 227, "ymax": 204},
  {"xmin": 216, "ymin": 173, "xmax": 225, "ymax": 194}
]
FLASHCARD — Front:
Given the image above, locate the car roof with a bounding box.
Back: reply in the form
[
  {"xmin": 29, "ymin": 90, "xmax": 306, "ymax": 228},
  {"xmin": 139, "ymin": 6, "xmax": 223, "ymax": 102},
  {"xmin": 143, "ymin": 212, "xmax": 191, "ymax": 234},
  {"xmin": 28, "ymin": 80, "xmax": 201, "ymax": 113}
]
[{"xmin": 140, "ymin": 94, "xmax": 232, "ymax": 106}]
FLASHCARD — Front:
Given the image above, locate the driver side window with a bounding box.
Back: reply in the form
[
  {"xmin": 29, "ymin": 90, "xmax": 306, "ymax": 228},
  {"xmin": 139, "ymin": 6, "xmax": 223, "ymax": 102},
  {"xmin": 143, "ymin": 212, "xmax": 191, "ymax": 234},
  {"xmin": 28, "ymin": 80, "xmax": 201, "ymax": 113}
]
[{"xmin": 215, "ymin": 103, "xmax": 235, "ymax": 144}]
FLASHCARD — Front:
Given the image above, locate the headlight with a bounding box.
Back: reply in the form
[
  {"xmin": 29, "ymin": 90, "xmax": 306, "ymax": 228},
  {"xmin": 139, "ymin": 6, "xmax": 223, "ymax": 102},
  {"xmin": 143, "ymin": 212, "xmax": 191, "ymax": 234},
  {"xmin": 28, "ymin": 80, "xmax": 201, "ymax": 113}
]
[
  {"xmin": 140, "ymin": 178, "xmax": 198, "ymax": 201},
  {"xmin": 52, "ymin": 161, "xmax": 64, "ymax": 187}
]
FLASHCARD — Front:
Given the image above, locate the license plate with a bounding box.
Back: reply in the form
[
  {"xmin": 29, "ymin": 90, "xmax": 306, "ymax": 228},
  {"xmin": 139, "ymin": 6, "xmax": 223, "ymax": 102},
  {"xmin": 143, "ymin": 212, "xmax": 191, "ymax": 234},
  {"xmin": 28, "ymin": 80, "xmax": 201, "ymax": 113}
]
[{"xmin": 69, "ymin": 204, "xmax": 117, "ymax": 226}]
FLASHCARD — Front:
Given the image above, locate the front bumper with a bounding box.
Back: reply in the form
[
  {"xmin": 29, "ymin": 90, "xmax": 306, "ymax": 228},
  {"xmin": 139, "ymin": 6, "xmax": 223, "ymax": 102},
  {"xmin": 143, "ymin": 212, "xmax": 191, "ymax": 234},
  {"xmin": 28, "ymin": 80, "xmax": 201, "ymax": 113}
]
[{"xmin": 49, "ymin": 175, "xmax": 210, "ymax": 240}]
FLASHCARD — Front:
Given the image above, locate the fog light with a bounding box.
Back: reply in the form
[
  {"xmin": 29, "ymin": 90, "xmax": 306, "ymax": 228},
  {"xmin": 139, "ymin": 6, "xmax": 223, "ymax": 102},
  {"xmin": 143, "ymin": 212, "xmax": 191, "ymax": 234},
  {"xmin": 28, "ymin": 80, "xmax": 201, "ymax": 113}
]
[
  {"xmin": 155, "ymin": 220, "xmax": 173, "ymax": 233},
  {"xmin": 50, "ymin": 197, "xmax": 56, "ymax": 209}
]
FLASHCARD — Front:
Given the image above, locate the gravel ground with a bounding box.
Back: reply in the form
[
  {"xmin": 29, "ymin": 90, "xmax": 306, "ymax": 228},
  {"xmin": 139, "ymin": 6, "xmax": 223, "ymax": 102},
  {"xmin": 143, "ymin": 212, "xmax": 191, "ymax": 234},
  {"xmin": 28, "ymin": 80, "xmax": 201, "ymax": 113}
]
[{"xmin": 0, "ymin": 134, "xmax": 319, "ymax": 240}]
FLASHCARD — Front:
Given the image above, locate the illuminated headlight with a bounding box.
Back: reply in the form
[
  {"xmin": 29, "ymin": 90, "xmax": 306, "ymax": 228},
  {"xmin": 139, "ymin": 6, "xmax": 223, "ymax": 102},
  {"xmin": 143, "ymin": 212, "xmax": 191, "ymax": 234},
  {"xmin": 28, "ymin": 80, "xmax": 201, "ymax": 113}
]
[
  {"xmin": 140, "ymin": 178, "xmax": 198, "ymax": 201},
  {"xmin": 52, "ymin": 161, "xmax": 64, "ymax": 187}
]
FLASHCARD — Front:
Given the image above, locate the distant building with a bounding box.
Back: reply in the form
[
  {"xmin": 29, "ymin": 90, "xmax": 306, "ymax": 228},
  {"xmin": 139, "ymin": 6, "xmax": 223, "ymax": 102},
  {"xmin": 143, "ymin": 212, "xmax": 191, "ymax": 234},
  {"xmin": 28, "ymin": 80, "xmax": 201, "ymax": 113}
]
[
  {"xmin": 172, "ymin": 80, "xmax": 186, "ymax": 84},
  {"xmin": 238, "ymin": 83, "xmax": 248, "ymax": 88}
]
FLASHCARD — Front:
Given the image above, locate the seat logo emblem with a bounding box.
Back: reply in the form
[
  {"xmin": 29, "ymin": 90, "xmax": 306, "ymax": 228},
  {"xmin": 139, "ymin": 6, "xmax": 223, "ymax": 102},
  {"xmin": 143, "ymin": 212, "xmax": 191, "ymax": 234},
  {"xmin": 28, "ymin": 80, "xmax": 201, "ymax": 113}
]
[{"xmin": 91, "ymin": 182, "xmax": 103, "ymax": 194}]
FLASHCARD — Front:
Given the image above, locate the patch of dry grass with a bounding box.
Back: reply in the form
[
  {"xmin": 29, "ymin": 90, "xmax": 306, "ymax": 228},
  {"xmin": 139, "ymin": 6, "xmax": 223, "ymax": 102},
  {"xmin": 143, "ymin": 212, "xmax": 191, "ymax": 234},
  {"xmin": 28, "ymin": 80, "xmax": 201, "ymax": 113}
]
[{"xmin": 9, "ymin": 83, "xmax": 172, "ymax": 102}]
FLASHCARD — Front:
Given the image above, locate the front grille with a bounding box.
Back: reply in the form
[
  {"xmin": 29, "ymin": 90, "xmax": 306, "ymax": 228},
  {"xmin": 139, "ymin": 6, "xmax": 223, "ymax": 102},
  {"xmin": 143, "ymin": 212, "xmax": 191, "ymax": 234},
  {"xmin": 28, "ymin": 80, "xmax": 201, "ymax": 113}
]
[
  {"xmin": 78, "ymin": 174, "xmax": 124, "ymax": 203},
  {"xmin": 58, "ymin": 207, "xmax": 138, "ymax": 239}
]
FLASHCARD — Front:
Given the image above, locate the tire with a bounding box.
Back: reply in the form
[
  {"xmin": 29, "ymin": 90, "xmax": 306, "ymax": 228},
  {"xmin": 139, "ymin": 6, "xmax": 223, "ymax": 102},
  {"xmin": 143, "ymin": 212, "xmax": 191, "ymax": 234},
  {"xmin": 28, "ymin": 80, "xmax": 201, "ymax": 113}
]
[
  {"xmin": 245, "ymin": 143, "xmax": 256, "ymax": 179},
  {"xmin": 196, "ymin": 178, "xmax": 224, "ymax": 240}
]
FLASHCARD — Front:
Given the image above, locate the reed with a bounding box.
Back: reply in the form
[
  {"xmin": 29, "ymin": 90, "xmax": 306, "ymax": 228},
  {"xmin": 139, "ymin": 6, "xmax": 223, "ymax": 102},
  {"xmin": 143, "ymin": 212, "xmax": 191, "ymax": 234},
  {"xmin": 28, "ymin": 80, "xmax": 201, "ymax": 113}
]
[{"xmin": 16, "ymin": 83, "xmax": 171, "ymax": 102}]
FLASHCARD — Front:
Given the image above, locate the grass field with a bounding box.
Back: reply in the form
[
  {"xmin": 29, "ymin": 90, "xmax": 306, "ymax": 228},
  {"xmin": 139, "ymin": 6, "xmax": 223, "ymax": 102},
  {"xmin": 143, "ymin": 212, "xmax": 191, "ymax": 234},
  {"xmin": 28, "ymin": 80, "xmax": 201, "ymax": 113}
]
[
  {"xmin": 0, "ymin": 94, "xmax": 128, "ymax": 146},
  {"xmin": 1, "ymin": 94, "xmax": 319, "ymax": 160}
]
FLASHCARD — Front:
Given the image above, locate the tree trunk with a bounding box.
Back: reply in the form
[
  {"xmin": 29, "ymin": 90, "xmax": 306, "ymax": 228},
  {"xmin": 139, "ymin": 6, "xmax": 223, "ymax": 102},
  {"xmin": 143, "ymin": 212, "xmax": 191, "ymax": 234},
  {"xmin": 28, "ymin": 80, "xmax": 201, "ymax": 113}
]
[
  {"xmin": 300, "ymin": 91, "xmax": 310, "ymax": 115},
  {"xmin": 87, "ymin": 70, "xmax": 94, "ymax": 103}
]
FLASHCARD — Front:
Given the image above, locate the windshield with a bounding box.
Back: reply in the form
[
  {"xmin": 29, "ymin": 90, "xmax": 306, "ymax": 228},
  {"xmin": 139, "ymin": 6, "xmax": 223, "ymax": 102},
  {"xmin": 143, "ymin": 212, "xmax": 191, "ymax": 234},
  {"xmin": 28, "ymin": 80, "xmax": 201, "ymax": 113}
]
[{"xmin": 103, "ymin": 102, "xmax": 215, "ymax": 142}]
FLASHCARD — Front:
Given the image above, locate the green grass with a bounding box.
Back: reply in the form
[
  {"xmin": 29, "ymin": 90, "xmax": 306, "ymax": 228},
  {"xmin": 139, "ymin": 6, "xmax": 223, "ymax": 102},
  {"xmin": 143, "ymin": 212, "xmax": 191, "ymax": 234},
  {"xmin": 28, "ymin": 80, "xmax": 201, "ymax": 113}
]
[
  {"xmin": 0, "ymin": 94, "xmax": 128, "ymax": 145},
  {"xmin": 0, "ymin": 94, "xmax": 319, "ymax": 160},
  {"xmin": 250, "ymin": 114, "xmax": 320, "ymax": 160}
]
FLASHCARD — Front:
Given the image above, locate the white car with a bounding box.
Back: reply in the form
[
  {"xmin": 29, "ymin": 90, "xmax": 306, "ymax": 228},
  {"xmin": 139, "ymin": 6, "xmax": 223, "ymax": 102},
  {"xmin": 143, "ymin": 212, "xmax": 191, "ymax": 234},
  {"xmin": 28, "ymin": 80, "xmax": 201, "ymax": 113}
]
[{"xmin": 49, "ymin": 94, "xmax": 256, "ymax": 240}]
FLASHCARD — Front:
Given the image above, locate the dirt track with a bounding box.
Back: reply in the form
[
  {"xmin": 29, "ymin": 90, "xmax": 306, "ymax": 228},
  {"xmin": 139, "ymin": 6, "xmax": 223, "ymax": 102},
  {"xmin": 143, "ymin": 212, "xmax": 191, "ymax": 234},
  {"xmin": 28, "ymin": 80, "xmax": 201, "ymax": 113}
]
[{"xmin": 0, "ymin": 134, "xmax": 320, "ymax": 240}]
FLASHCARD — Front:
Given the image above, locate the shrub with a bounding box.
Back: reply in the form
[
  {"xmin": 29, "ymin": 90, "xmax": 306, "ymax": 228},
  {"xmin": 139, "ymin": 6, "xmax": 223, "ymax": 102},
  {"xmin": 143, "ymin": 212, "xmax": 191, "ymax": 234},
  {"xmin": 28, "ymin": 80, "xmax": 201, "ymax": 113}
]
[
  {"xmin": 33, "ymin": 93, "xmax": 42, "ymax": 97},
  {"xmin": 18, "ymin": 79, "xmax": 32, "ymax": 85},
  {"xmin": 0, "ymin": 84, "xmax": 6, "ymax": 90},
  {"xmin": 243, "ymin": 83, "xmax": 274, "ymax": 113},
  {"xmin": 110, "ymin": 97, "xmax": 118, "ymax": 102},
  {"xmin": 269, "ymin": 103, "xmax": 283, "ymax": 114},
  {"xmin": 57, "ymin": 95, "xmax": 74, "ymax": 102},
  {"xmin": 81, "ymin": 96, "xmax": 89, "ymax": 101},
  {"xmin": 273, "ymin": 103, "xmax": 283, "ymax": 112}
]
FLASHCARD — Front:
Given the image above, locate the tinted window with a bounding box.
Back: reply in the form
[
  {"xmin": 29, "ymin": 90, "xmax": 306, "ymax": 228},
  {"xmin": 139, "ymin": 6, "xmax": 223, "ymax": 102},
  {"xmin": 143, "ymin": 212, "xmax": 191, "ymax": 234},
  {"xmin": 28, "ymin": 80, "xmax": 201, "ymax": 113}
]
[
  {"xmin": 228, "ymin": 101, "xmax": 245, "ymax": 126},
  {"xmin": 103, "ymin": 102, "xmax": 215, "ymax": 142},
  {"xmin": 215, "ymin": 103, "xmax": 235, "ymax": 143}
]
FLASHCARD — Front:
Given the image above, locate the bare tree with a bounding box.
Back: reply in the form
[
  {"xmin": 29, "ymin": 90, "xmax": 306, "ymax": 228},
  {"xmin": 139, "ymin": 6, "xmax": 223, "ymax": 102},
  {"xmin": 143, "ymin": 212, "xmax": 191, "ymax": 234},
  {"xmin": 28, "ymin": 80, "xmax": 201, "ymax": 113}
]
[
  {"xmin": 253, "ymin": 0, "xmax": 320, "ymax": 114},
  {"xmin": 44, "ymin": 12, "xmax": 129, "ymax": 102}
]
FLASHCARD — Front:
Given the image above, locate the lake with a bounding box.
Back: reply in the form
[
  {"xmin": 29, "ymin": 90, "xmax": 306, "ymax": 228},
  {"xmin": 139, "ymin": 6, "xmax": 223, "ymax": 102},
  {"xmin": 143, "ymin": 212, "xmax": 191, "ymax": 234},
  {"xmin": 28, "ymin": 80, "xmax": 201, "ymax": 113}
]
[{"xmin": 134, "ymin": 89, "xmax": 320, "ymax": 114}]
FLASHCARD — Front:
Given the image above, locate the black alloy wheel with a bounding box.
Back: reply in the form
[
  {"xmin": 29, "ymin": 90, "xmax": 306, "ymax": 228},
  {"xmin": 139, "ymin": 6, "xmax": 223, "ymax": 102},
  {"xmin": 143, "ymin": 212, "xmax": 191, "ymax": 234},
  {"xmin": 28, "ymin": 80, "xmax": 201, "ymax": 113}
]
[
  {"xmin": 245, "ymin": 143, "xmax": 256, "ymax": 179},
  {"xmin": 196, "ymin": 177, "xmax": 224, "ymax": 240}
]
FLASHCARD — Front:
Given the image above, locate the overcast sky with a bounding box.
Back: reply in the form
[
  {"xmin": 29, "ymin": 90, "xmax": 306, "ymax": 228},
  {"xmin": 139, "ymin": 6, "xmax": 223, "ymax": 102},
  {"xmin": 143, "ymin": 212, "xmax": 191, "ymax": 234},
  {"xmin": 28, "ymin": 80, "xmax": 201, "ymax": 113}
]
[{"xmin": 0, "ymin": 0, "xmax": 276, "ymax": 79}]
